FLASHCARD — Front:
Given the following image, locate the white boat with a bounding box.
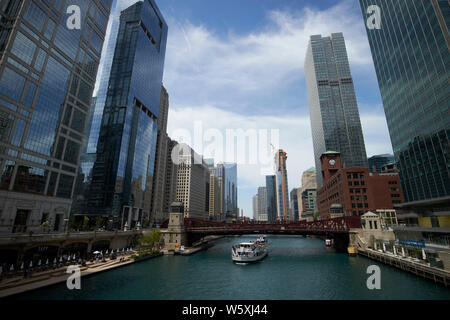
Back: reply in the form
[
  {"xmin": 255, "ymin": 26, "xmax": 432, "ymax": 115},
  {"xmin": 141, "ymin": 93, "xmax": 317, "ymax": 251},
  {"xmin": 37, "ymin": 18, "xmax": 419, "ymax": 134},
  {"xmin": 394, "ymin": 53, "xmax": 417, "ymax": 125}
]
[
  {"xmin": 232, "ymin": 239, "xmax": 268, "ymax": 263},
  {"xmin": 325, "ymin": 239, "xmax": 332, "ymax": 247},
  {"xmin": 255, "ymin": 235, "xmax": 268, "ymax": 246}
]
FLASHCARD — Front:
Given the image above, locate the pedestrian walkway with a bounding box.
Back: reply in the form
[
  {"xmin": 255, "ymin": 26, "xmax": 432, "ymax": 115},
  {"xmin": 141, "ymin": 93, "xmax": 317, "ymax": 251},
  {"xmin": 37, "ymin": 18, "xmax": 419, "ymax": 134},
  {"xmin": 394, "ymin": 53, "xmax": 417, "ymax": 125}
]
[{"xmin": 0, "ymin": 253, "xmax": 135, "ymax": 298}]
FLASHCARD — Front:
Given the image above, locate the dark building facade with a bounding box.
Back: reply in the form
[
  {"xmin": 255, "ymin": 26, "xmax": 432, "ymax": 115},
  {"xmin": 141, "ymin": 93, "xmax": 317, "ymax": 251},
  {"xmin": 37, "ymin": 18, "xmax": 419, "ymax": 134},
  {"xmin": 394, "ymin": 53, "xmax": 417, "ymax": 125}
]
[
  {"xmin": 73, "ymin": 0, "xmax": 168, "ymax": 229},
  {"xmin": 265, "ymin": 175, "xmax": 277, "ymax": 222},
  {"xmin": 317, "ymin": 151, "xmax": 404, "ymax": 219},
  {"xmin": 305, "ymin": 33, "xmax": 368, "ymax": 187},
  {"xmin": 359, "ymin": 0, "xmax": 449, "ymax": 204},
  {"xmin": 0, "ymin": 0, "xmax": 112, "ymax": 233},
  {"xmin": 290, "ymin": 188, "xmax": 299, "ymax": 221},
  {"xmin": 368, "ymin": 154, "xmax": 394, "ymax": 173}
]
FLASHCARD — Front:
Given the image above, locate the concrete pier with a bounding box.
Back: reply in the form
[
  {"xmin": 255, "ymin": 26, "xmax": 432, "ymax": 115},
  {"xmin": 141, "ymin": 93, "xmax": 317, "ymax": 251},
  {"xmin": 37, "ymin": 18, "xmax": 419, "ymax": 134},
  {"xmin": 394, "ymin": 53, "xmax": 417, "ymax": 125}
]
[{"xmin": 359, "ymin": 248, "xmax": 450, "ymax": 287}]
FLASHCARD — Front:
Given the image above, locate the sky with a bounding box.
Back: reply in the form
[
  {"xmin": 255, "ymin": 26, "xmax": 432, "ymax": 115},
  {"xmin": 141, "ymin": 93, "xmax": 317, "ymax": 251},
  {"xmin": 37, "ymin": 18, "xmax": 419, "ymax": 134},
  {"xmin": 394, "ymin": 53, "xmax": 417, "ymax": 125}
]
[{"xmin": 103, "ymin": 0, "xmax": 393, "ymax": 218}]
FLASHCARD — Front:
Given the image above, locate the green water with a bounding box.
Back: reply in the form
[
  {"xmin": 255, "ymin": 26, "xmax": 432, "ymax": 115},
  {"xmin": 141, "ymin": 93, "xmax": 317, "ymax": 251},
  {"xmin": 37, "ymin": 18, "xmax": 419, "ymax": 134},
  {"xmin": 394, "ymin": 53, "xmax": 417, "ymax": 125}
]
[{"xmin": 14, "ymin": 235, "xmax": 450, "ymax": 299}]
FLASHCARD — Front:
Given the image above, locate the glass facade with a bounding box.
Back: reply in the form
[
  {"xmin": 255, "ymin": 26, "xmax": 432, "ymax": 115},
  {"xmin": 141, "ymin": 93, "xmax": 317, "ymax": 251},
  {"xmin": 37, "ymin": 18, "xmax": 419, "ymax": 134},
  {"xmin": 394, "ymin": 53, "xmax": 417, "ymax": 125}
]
[
  {"xmin": 73, "ymin": 0, "xmax": 168, "ymax": 225},
  {"xmin": 223, "ymin": 162, "xmax": 238, "ymax": 218},
  {"xmin": 265, "ymin": 175, "xmax": 277, "ymax": 222},
  {"xmin": 0, "ymin": 0, "xmax": 111, "ymax": 198},
  {"xmin": 290, "ymin": 188, "xmax": 299, "ymax": 221},
  {"xmin": 359, "ymin": 0, "xmax": 449, "ymax": 202},
  {"xmin": 368, "ymin": 154, "xmax": 395, "ymax": 173},
  {"xmin": 305, "ymin": 33, "xmax": 368, "ymax": 187}
]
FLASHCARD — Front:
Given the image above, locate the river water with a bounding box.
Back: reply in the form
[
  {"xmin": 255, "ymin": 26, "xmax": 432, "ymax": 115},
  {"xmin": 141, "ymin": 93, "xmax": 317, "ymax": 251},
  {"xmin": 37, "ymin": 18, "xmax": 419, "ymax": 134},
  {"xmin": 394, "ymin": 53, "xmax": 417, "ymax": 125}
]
[{"xmin": 15, "ymin": 235, "xmax": 450, "ymax": 299}]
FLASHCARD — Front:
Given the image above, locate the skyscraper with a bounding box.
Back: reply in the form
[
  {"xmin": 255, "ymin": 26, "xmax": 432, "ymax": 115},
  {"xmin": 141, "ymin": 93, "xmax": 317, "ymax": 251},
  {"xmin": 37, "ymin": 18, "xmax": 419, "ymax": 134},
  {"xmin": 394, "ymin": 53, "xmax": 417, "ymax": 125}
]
[
  {"xmin": 305, "ymin": 33, "xmax": 368, "ymax": 187},
  {"xmin": 368, "ymin": 154, "xmax": 395, "ymax": 173},
  {"xmin": 257, "ymin": 186, "xmax": 268, "ymax": 221},
  {"xmin": 275, "ymin": 149, "xmax": 290, "ymax": 220},
  {"xmin": 161, "ymin": 137, "xmax": 178, "ymax": 220},
  {"xmin": 223, "ymin": 162, "xmax": 238, "ymax": 220},
  {"xmin": 290, "ymin": 188, "xmax": 299, "ymax": 221},
  {"xmin": 265, "ymin": 175, "xmax": 277, "ymax": 222},
  {"xmin": 73, "ymin": 0, "xmax": 168, "ymax": 229},
  {"xmin": 150, "ymin": 86, "xmax": 170, "ymax": 225},
  {"xmin": 0, "ymin": 0, "xmax": 112, "ymax": 233},
  {"xmin": 252, "ymin": 194, "xmax": 259, "ymax": 221},
  {"xmin": 175, "ymin": 144, "xmax": 210, "ymax": 219},
  {"xmin": 359, "ymin": 0, "xmax": 449, "ymax": 210}
]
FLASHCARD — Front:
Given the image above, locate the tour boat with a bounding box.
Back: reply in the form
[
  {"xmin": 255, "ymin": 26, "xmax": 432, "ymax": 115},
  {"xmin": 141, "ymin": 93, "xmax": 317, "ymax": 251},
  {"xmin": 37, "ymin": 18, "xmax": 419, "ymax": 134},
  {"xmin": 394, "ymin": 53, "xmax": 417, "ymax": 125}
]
[
  {"xmin": 255, "ymin": 235, "xmax": 268, "ymax": 246},
  {"xmin": 325, "ymin": 239, "xmax": 332, "ymax": 247},
  {"xmin": 232, "ymin": 239, "xmax": 268, "ymax": 263}
]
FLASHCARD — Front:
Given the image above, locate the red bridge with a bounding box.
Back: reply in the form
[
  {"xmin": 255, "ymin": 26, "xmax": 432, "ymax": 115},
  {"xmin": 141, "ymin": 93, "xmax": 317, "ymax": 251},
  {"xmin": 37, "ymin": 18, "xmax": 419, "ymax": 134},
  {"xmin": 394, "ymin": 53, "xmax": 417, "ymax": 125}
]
[{"xmin": 161, "ymin": 216, "xmax": 361, "ymax": 236}]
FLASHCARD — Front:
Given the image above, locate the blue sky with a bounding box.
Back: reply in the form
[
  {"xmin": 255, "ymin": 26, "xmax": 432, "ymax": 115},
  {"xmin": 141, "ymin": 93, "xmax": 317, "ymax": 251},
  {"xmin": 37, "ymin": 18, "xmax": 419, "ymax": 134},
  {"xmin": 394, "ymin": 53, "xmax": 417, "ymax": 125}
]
[{"xmin": 109, "ymin": 0, "xmax": 393, "ymax": 217}]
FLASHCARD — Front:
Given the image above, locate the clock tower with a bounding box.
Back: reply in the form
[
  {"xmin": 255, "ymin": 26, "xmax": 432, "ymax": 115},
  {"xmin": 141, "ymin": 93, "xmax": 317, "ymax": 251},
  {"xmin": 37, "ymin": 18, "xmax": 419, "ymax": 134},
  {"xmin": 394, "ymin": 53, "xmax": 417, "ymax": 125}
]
[{"xmin": 320, "ymin": 151, "xmax": 342, "ymax": 183}]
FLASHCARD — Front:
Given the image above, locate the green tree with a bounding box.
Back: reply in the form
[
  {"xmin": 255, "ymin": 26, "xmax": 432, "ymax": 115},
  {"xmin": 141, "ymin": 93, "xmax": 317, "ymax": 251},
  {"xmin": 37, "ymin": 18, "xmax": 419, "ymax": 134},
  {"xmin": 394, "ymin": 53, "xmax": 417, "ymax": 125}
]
[
  {"xmin": 96, "ymin": 217, "xmax": 104, "ymax": 229},
  {"xmin": 83, "ymin": 216, "xmax": 89, "ymax": 230},
  {"xmin": 313, "ymin": 212, "xmax": 319, "ymax": 221},
  {"xmin": 41, "ymin": 221, "xmax": 50, "ymax": 232},
  {"xmin": 149, "ymin": 229, "xmax": 161, "ymax": 248}
]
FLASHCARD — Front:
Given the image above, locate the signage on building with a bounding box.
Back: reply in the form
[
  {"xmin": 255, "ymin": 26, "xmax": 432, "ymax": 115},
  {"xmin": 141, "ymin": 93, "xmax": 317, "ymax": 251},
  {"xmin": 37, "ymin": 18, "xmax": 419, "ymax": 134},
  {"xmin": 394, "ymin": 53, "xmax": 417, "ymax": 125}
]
[{"xmin": 398, "ymin": 239, "xmax": 425, "ymax": 248}]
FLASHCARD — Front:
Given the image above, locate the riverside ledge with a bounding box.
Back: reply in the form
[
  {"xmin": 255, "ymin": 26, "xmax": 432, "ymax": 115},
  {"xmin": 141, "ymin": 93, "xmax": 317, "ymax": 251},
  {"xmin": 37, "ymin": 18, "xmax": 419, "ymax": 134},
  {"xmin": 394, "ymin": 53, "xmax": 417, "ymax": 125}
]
[
  {"xmin": 0, "ymin": 252, "xmax": 162, "ymax": 298},
  {"xmin": 358, "ymin": 248, "xmax": 450, "ymax": 287}
]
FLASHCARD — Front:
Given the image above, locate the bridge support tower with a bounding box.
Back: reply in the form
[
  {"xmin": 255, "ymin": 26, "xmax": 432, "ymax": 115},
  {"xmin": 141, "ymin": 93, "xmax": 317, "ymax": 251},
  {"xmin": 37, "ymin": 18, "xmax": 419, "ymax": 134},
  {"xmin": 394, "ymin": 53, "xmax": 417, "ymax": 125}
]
[{"xmin": 161, "ymin": 202, "xmax": 187, "ymax": 251}]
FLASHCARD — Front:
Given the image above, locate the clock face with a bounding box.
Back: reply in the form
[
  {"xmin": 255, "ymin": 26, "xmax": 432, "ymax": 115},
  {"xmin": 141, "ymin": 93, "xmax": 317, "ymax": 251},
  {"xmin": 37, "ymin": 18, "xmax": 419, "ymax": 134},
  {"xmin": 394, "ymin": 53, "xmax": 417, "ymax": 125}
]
[{"xmin": 329, "ymin": 159, "xmax": 336, "ymax": 166}]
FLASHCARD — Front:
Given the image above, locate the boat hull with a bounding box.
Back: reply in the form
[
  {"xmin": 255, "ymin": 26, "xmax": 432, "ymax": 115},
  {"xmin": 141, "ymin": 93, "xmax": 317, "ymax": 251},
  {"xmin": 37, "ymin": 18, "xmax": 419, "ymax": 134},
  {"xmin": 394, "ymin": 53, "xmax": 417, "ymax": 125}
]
[{"xmin": 232, "ymin": 250, "xmax": 268, "ymax": 263}]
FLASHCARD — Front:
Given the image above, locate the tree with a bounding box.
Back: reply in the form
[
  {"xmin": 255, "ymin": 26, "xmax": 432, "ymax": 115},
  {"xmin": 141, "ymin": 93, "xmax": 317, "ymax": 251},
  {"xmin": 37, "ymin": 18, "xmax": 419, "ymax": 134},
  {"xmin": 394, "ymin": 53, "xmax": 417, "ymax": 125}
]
[
  {"xmin": 96, "ymin": 217, "xmax": 104, "ymax": 229},
  {"xmin": 313, "ymin": 212, "xmax": 319, "ymax": 221},
  {"xmin": 41, "ymin": 221, "xmax": 50, "ymax": 232},
  {"xmin": 149, "ymin": 229, "xmax": 161, "ymax": 248},
  {"xmin": 83, "ymin": 216, "xmax": 89, "ymax": 230}
]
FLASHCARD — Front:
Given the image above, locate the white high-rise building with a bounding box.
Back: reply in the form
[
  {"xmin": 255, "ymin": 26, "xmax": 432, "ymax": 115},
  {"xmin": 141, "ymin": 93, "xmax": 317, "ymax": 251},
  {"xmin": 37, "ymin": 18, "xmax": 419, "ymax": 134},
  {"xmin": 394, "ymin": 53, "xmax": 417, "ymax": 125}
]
[{"xmin": 175, "ymin": 144, "xmax": 210, "ymax": 219}]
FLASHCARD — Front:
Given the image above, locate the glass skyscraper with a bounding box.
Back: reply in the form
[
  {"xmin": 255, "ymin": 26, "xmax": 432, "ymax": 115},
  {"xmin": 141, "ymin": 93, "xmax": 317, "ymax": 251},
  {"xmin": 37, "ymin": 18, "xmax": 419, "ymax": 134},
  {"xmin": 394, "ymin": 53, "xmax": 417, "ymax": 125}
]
[
  {"xmin": 0, "ymin": 0, "xmax": 111, "ymax": 233},
  {"xmin": 223, "ymin": 162, "xmax": 238, "ymax": 219},
  {"xmin": 73, "ymin": 0, "xmax": 168, "ymax": 229},
  {"xmin": 359, "ymin": 0, "xmax": 449, "ymax": 205},
  {"xmin": 265, "ymin": 175, "xmax": 277, "ymax": 222},
  {"xmin": 305, "ymin": 33, "xmax": 368, "ymax": 187},
  {"xmin": 368, "ymin": 154, "xmax": 395, "ymax": 173}
]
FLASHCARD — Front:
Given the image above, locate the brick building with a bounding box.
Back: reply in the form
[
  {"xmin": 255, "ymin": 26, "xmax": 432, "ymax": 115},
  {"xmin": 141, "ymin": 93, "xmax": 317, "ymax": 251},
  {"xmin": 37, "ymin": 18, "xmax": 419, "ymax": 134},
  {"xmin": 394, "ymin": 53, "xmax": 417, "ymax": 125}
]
[{"xmin": 317, "ymin": 151, "xmax": 403, "ymax": 219}]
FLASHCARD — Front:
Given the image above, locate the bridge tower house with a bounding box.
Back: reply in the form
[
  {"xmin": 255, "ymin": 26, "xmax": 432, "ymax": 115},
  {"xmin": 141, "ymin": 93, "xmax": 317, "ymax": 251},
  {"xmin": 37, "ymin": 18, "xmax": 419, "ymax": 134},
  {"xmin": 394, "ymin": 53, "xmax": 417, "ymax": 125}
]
[{"xmin": 161, "ymin": 202, "xmax": 187, "ymax": 250}]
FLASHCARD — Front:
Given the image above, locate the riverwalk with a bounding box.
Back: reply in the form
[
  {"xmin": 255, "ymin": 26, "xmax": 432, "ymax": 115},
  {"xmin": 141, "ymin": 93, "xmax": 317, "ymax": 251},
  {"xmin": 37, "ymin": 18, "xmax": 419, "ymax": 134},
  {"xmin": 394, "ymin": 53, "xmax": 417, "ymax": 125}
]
[
  {"xmin": 358, "ymin": 248, "xmax": 450, "ymax": 287},
  {"xmin": 0, "ymin": 253, "xmax": 140, "ymax": 298}
]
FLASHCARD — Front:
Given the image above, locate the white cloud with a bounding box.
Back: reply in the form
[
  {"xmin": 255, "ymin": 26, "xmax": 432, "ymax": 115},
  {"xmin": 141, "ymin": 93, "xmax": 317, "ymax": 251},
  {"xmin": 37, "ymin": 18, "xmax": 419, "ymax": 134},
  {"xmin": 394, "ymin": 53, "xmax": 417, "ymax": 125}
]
[
  {"xmin": 163, "ymin": 0, "xmax": 372, "ymax": 107},
  {"xmin": 168, "ymin": 105, "xmax": 392, "ymax": 217}
]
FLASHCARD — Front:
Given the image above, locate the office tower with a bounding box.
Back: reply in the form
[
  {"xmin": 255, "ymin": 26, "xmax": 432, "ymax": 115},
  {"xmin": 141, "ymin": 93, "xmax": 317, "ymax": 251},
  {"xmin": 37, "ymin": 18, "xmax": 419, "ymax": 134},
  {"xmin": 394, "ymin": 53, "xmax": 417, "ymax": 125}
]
[
  {"xmin": 0, "ymin": 0, "xmax": 112, "ymax": 233},
  {"xmin": 252, "ymin": 194, "xmax": 259, "ymax": 221},
  {"xmin": 150, "ymin": 86, "xmax": 170, "ymax": 225},
  {"xmin": 290, "ymin": 188, "xmax": 299, "ymax": 221},
  {"xmin": 161, "ymin": 137, "xmax": 178, "ymax": 220},
  {"xmin": 305, "ymin": 33, "xmax": 368, "ymax": 187},
  {"xmin": 368, "ymin": 154, "xmax": 395, "ymax": 173},
  {"xmin": 73, "ymin": 1, "xmax": 168, "ymax": 229},
  {"xmin": 223, "ymin": 162, "xmax": 238, "ymax": 219},
  {"xmin": 301, "ymin": 167, "xmax": 317, "ymax": 190},
  {"xmin": 275, "ymin": 149, "xmax": 290, "ymax": 220},
  {"xmin": 204, "ymin": 158, "xmax": 214, "ymax": 168},
  {"xmin": 257, "ymin": 186, "xmax": 268, "ymax": 221},
  {"xmin": 297, "ymin": 167, "xmax": 317, "ymax": 218},
  {"xmin": 301, "ymin": 189, "xmax": 317, "ymax": 221},
  {"xmin": 175, "ymin": 144, "xmax": 210, "ymax": 219},
  {"xmin": 265, "ymin": 175, "xmax": 277, "ymax": 222},
  {"xmin": 208, "ymin": 174, "xmax": 221, "ymax": 219},
  {"xmin": 359, "ymin": 1, "xmax": 449, "ymax": 222}
]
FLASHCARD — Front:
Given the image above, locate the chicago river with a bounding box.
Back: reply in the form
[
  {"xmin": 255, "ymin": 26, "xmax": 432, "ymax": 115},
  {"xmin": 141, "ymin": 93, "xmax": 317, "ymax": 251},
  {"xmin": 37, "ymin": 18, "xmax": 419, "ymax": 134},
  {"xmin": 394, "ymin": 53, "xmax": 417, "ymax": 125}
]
[{"xmin": 14, "ymin": 236, "xmax": 450, "ymax": 300}]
